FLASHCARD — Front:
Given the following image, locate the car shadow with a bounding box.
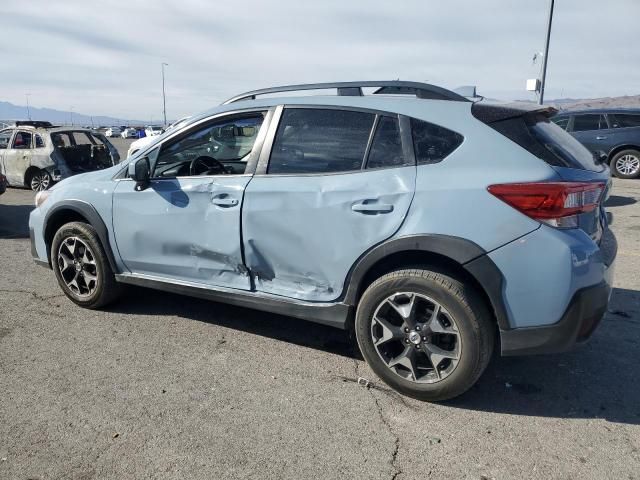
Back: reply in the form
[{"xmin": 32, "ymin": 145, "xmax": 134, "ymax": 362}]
[
  {"xmin": 0, "ymin": 203, "xmax": 33, "ymax": 239},
  {"xmin": 605, "ymin": 195, "xmax": 637, "ymax": 207},
  {"xmin": 110, "ymin": 285, "xmax": 639, "ymax": 424}
]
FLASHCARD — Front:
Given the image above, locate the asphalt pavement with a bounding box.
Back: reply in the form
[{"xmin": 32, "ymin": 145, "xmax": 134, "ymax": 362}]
[{"xmin": 0, "ymin": 154, "xmax": 638, "ymax": 479}]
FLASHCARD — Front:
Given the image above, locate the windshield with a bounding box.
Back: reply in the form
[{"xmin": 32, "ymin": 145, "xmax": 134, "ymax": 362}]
[{"xmin": 527, "ymin": 115, "xmax": 602, "ymax": 171}]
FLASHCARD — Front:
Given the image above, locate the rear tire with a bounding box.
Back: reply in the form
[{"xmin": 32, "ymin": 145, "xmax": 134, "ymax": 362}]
[
  {"xmin": 611, "ymin": 149, "xmax": 640, "ymax": 179},
  {"xmin": 355, "ymin": 269, "xmax": 494, "ymax": 401},
  {"xmin": 28, "ymin": 169, "xmax": 51, "ymax": 191},
  {"xmin": 51, "ymin": 222, "xmax": 121, "ymax": 309}
]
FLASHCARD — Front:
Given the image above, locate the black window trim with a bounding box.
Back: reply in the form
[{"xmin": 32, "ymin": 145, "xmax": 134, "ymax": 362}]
[{"xmin": 256, "ymin": 104, "xmax": 417, "ymax": 177}]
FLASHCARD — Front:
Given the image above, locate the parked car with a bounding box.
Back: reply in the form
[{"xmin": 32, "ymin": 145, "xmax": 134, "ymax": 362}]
[
  {"xmin": 144, "ymin": 125, "xmax": 163, "ymax": 137},
  {"xmin": 127, "ymin": 117, "xmax": 190, "ymax": 158},
  {"xmin": 120, "ymin": 127, "xmax": 138, "ymax": 139},
  {"xmin": 0, "ymin": 121, "xmax": 120, "ymax": 191},
  {"xmin": 28, "ymin": 81, "xmax": 616, "ymax": 401},
  {"xmin": 105, "ymin": 127, "xmax": 122, "ymax": 137},
  {"xmin": 0, "ymin": 172, "xmax": 6, "ymax": 195},
  {"xmin": 552, "ymin": 109, "xmax": 640, "ymax": 178}
]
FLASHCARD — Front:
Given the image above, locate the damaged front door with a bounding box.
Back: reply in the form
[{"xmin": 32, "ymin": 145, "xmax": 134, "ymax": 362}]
[
  {"xmin": 243, "ymin": 107, "xmax": 416, "ymax": 302},
  {"xmin": 112, "ymin": 111, "xmax": 269, "ymax": 290},
  {"xmin": 3, "ymin": 130, "xmax": 32, "ymax": 186}
]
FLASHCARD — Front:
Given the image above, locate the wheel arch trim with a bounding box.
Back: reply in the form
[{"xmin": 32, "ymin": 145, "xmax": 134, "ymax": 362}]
[
  {"xmin": 341, "ymin": 234, "xmax": 511, "ymax": 330},
  {"xmin": 43, "ymin": 200, "xmax": 119, "ymax": 273}
]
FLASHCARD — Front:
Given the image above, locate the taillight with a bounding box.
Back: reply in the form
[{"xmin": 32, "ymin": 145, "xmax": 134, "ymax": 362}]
[{"xmin": 488, "ymin": 182, "xmax": 605, "ymax": 228}]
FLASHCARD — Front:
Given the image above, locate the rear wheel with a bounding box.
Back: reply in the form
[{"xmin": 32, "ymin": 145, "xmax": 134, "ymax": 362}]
[
  {"xmin": 28, "ymin": 169, "xmax": 51, "ymax": 191},
  {"xmin": 611, "ymin": 149, "xmax": 640, "ymax": 179},
  {"xmin": 51, "ymin": 222, "xmax": 121, "ymax": 309},
  {"xmin": 355, "ymin": 269, "xmax": 494, "ymax": 401}
]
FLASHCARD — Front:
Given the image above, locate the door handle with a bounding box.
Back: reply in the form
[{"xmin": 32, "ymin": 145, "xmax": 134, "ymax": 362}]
[
  {"xmin": 211, "ymin": 194, "xmax": 239, "ymax": 207},
  {"xmin": 596, "ymin": 136, "xmax": 607, "ymax": 140},
  {"xmin": 352, "ymin": 202, "xmax": 394, "ymax": 214}
]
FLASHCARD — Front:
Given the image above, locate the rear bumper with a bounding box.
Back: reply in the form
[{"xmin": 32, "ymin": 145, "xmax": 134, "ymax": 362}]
[
  {"xmin": 500, "ymin": 227, "xmax": 616, "ymax": 356},
  {"xmin": 500, "ymin": 280, "xmax": 611, "ymax": 355}
]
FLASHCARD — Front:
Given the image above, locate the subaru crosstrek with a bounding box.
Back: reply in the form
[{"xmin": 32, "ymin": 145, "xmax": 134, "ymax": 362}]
[{"xmin": 29, "ymin": 81, "xmax": 617, "ymax": 401}]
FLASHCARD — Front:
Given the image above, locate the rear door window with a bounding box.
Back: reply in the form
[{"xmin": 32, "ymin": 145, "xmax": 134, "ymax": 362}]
[
  {"xmin": 268, "ymin": 108, "xmax": 375, "ymax": 174},
  {"xmin": 365, "ymin": 116, "xmax": 410, "ymax": 169},
  {"xmin": 610, "ymin": 113, "xmax": 640, "ymax": 128},
  {"xmin": 71, "ymin": 132, "xmax": 97, "ymax": 146},
  {"xmin": 34, "ymin": 134, "xmax": 45, "ymax": 148},
  {"xmin": 572, "ymin": 114, "xmax": 607, "ymax": 132},
  {"xmin": 12, "ymin": 131, "xmax": 32, "ymax": 149},
  {"xmin": 551, "ymin": 116, "xmax": 569, "ymax": 130},
  {"xmin": 52, "ymin": 133, "xmax": 73, "ymax": 148}
]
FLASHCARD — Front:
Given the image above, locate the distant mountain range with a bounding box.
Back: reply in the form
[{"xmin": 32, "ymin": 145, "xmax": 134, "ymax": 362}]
[
  {"xmin": 2, "ymin": 94, "xmax": 639, "ymax": 127},
  {"xmin": 0, "ymin": 101, "xmax": 149, "ymax": 127}
]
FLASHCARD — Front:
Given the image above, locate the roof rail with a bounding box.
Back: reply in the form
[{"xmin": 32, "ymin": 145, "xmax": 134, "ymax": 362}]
[
  {"xmin": 14, "ymin": 120, "xmax": 54, "ymax": 128},
  {"xmin": 222, "ymin": 81, "xmax": 470, "ymax": 105}
]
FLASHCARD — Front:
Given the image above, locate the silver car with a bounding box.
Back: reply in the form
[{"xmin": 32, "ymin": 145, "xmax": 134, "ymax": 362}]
[{"xmin": 0, "ymin": 121, "xmax": 120, "ymax": 191}]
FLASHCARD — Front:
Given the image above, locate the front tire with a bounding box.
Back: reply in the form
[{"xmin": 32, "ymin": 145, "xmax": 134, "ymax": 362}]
[
  {"xmin": 51, "ymin": 222, "xmax": 121, "ymax": 309},
  {"xmin": 611, "ymin": 149, "xmax": 640, "ymax": 179},
  {"xmin": 355, "ymin": 269, "xmax": 494, "ymax": 401}
]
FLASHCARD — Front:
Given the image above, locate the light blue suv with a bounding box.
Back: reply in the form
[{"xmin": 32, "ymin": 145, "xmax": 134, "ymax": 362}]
[{"xmin": 29, "ymin": 81, "xmax": 617, "ymax": 401}]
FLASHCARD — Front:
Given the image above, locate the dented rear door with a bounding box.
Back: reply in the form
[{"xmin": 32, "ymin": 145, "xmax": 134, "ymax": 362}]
[{"xmin": 242, "ymin": 106, "xmax": 416, "ymax": 302}]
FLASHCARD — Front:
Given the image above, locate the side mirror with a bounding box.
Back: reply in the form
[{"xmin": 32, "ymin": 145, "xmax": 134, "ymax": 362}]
[{"xmin": 128, "ymin": 157, "xmax": 151, "ymax": 191}]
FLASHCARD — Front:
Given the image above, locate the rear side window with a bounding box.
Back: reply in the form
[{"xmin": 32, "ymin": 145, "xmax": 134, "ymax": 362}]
[
  {"xmin": 34, "ymin": 134, "xmax": 45, "ymax": 148},
  {"xmin": 611, "ymin": 114, "xmax": 640, "ymax": 128},
  {"xmin": 572, "ymin": 114, "xmax": 607, "ymax": 132},
  {"xmin": 411, "ymin": 118, "xmax": 463, "ymax": 165},
  {"xmin": 71, "ymin": 132, "xmax": 96, "ymax": 146},
  {"xmin": 51, "ymin": 133, "xmax": 72, "ymax": 148},
  {"xmin": 269, "ymin": 109, "xmax": 375, "ymax": 174},
  {"xmin": 366, "ymin": 116, "xmax": 409, "ymax": 169}
]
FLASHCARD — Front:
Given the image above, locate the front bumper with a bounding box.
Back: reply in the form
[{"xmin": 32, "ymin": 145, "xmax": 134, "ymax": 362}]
[{"xmin": 500, "ymin": 227, "xmax": 617, "ymax": 356}]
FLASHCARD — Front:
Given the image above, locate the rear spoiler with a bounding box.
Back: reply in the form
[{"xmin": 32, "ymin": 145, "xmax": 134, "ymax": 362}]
[{"xmin": 472, "ymin": 102, "xmax": 558, "ymax": 124}]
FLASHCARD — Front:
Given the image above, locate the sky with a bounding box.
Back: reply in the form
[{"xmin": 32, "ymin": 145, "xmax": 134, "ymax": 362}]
[{"xmin": 2, "ymin": 0, "xmax": 639, "ymax": 121}]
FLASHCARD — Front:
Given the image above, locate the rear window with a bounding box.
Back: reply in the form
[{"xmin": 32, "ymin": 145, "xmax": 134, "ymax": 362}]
[{"xmin": 486, "ymin": 113, "xmax": 602, "ymax": 172}]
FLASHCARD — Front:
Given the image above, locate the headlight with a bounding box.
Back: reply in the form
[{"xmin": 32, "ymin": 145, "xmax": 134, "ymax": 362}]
[{"xmin": 34, "ymin": 190, "xmax": 50, "ymax": 208}]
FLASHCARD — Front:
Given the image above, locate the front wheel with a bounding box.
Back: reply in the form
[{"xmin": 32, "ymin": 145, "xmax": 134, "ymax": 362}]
[
  {"xmin": 51, "ymin": 222, "xmax": 121, "ymax": 309},
  {"xmin": 611, "ymin": 149, "xmax": 640, "ymax": 179},
  {"xmin": 355, "ymin": 269, "xmax": 494, "ymax": 401}
]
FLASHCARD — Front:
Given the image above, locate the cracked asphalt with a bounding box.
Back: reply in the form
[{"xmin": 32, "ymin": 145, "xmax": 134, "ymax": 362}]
[{"xmin": 1, "ymin": 151, "xmax": 639, "ymax": 478}]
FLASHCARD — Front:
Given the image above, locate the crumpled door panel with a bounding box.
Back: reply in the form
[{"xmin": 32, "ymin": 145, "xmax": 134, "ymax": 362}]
[{"xmin": 242, "ymin": 166, "xmax": 416, "ymax": 302}]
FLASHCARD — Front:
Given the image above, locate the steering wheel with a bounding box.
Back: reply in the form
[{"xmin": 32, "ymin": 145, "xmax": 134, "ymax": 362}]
[{"xmin": 189, "ymin": 156, "xmax": 226, "ymax": 176}]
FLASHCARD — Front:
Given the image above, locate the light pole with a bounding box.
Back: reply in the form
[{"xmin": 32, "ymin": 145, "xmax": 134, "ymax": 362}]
[
  {"xmin": 25, "ymin": 93, "xmax": 31, "ymax": 120},
  {"xmin": 538, "ymin": 0, "xmax": 555, "ymax": 105},
  {"xmin": 161, "ymin": 62, "xmax": 168, "ymax": 127},
  {"xmin": 70, "ymin": 106, "xmax": 74, "ymax": 126}
]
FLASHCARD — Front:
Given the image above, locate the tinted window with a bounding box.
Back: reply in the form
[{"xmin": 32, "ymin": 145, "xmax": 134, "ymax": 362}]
[
  {"xmin": 611, "ymin": 114, "xmax": 640, "ymax": 128},
  {"xmin": 12, "ymin": 131, "xmax": 32, "ymax": 149},
  {"xmin": 34, "ymin": 134, "xmax": 45, "ymax": 148},
  {"xmin": 411, "ymin": 118, "xmax": 463, "ymax": 165},
  {"xmin": 366, "ymin": 116, "xmax": 409, "ymax": 169},
  {"xmin": 572, "ymin": 114, "xmax": 607, "ymax": 132},
  {"xmin": 552, "ymin": 116, "xmax": 569, "ymax": 130},
  {"xmin": 0, "ymin": 130, "xmax": 12, "ymax": 149},
  {"xmin": 153, "ymin": 114, "xmax": 264, "ymax": 178},
  {"xmin": 269, "ymin": 109, "xmax": 375, "ymax": 174}
]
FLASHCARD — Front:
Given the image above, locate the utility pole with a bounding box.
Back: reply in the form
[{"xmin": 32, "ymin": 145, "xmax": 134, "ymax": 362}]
[
  {"xmin": 538, "ymin": 0, "xmax": 555, "ymax": 105},
  {"xmin": 161, "ymin": 62, "xmax": 168, "ymax": 127},
  {"xmin": 25, "ymin": 93, "xmax": 31, "ymax": 120},
  {"xmin": 70, "ymin": 106, "xmax": 74, "ymax": 126}
]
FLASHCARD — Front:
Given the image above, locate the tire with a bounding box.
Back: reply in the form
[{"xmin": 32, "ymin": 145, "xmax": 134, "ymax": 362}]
[
  {"xmin": 611, "ymin": 149, "xmax": 640, "ymax": 179},
  {"xmin": 355, "ymin": 269, "xmax": 494, "ymax": 401},
  {"xmin": 28, "ymin": 169, "xmax": 51, "ymax": 192},
  {"xmin": 51, "ymin": 222, "xmax": 121, "ymax": 309}
]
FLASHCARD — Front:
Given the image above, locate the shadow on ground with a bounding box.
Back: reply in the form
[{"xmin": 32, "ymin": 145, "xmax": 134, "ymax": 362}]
[
  {"xmin": 605, "ymin": 195, "xmax": 637, "ymax": 207},
  {"xmin": 110, "ymin": 285, "xmax": 640, "ymax": 424},
  {"xmin": 0, "ymin": 203, "xmax": 33, "ymax": 239}
]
